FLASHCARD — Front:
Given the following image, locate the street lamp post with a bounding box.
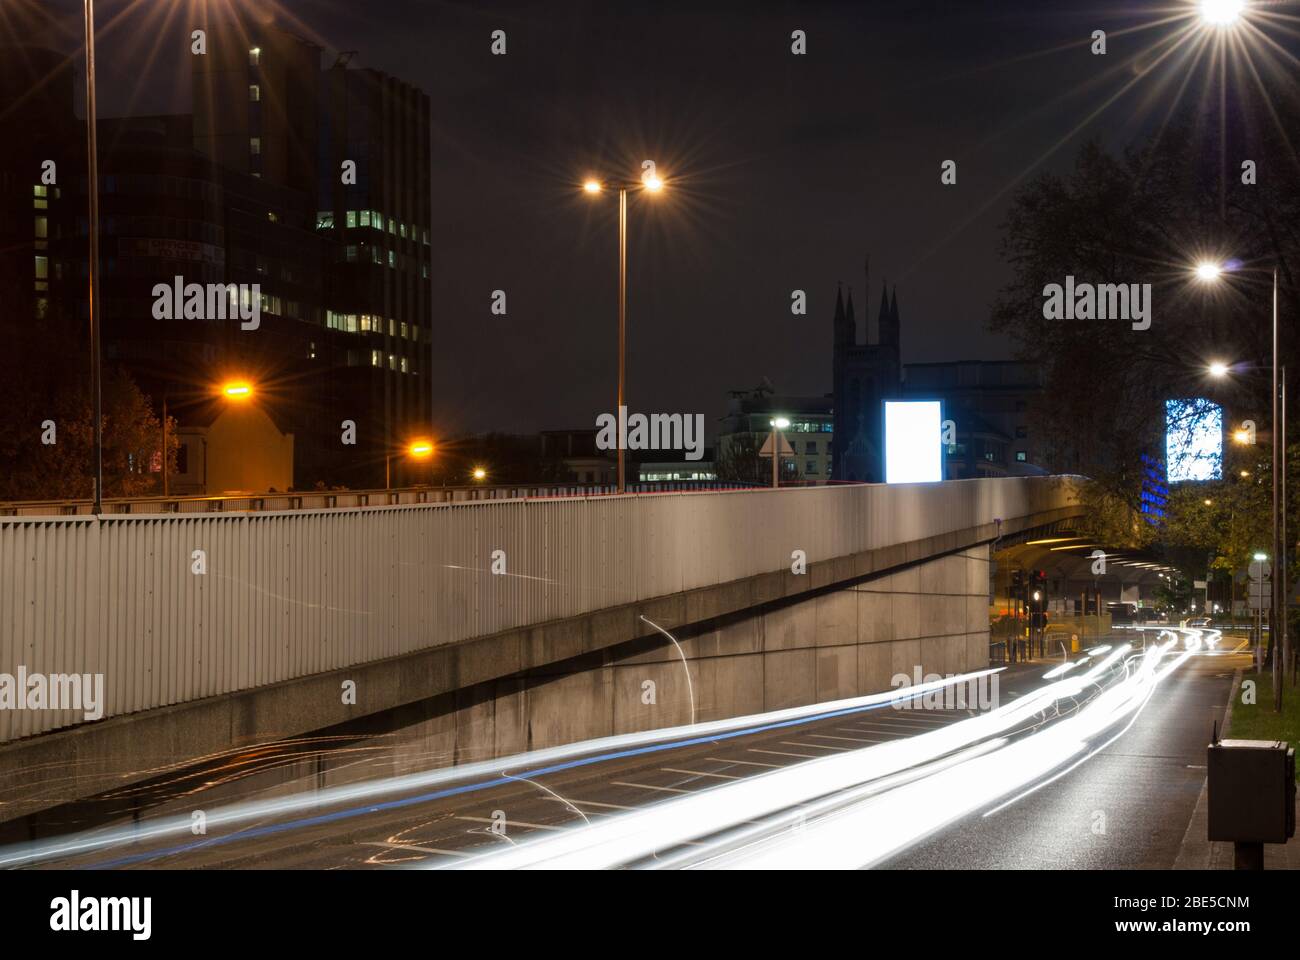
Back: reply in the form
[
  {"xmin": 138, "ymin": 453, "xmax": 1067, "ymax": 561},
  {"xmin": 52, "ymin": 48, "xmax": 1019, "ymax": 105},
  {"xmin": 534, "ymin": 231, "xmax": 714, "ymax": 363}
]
[
  {"xmin": 83, "ymin": 0, "xmax": 103, "ymax": 514},
  {"xmin": 1203, "ymin": 261, "xmax": 1288, "ymax": 708},
  {"xmin": 769, "ymin": 417, "xmax": 790, "ymax": 488},
  {"xmin": 583, "ymin": 171, "xmax": 664, "ymax": 494}
]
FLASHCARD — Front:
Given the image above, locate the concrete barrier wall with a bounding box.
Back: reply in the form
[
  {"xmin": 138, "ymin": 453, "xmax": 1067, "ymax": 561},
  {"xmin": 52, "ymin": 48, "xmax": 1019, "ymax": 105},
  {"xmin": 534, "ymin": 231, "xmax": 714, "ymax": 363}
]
[{"xmin": 0, "ymin": 477, "xmax": 1079, "ymax": 743}]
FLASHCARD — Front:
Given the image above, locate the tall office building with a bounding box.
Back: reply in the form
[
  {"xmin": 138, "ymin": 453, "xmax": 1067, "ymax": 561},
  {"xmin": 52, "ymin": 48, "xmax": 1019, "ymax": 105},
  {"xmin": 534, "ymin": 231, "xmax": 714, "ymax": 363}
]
[{"xmin": 316, "ymin": 61, "xmax": 433, "ymax": 487}]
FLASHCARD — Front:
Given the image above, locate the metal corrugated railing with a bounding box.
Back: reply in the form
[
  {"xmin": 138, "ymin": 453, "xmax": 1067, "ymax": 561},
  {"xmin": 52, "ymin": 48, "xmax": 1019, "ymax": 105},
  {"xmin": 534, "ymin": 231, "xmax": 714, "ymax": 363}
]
[{"xmin": 0, "ymin": 477, "xmax": 1081, "ymax": 743}]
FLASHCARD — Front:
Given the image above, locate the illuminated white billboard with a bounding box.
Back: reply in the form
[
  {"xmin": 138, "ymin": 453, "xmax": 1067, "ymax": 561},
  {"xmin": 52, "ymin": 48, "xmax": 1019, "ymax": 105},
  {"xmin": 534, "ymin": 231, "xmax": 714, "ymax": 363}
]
[
  {"xmin": 885, "ymin": 400, "xmax": 943, "ymax": 484},
  {"xmin": 1165, "ymin": 398, "xmax": 1223, "ymax": 482}
]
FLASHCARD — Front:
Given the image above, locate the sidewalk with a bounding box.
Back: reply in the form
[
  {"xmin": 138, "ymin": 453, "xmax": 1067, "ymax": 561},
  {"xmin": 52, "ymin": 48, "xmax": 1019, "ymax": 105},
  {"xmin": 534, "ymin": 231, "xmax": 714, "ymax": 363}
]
[{"xmin": 1174, "ymin": 667, "xmax": 1300, "ymax": 869}]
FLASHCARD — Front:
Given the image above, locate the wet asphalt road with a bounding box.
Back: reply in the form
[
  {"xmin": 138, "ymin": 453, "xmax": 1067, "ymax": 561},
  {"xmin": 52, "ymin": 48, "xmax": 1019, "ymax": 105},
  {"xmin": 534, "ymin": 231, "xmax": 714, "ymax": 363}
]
[{"xmin": 7, "ymin": 636, "xmax": 1242, "ymax": 870}]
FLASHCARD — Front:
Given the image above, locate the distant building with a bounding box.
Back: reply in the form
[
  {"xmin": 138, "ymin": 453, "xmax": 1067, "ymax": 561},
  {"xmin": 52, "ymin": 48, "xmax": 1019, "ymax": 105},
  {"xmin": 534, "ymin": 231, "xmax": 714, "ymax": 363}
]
[
  {"xmin": 828, "ymin": 260, "xmax": 1047, "ymax": 482},
  {"xmin": 830, "ymin": 262, "xmax": 899, "ymax": 483},
  {"xmin": 539, "ymin": 430, "xmax": 615, "ymax": 485},
  {"xmin": 173, "ymin": 401, "xmax": 295, "ymax": 496},
  {"xmin": 636, "ymin": 457, "xmax": 717, "ymax": 483},
  {"xmin": 718, "ymin": 387, "xmax": 834, "ymax": 484},
  {"xmin": 1, "ymin": 10, "xmax": 433, "ymax": 494},
  {"xmin": 902, "ymin": 361, "xmax": 1047, "ymax": 478}
]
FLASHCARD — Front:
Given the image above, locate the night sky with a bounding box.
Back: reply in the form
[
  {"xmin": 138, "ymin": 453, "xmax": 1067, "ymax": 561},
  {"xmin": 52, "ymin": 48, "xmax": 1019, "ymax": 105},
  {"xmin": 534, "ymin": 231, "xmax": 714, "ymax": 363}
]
[{"xmin": 49, "ymin": 1, "xmax": 1203, "ymax": 440}]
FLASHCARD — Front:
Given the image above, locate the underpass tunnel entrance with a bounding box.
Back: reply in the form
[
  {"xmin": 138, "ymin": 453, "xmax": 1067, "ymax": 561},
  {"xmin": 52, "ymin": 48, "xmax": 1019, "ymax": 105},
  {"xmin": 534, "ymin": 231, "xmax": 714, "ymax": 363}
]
[{"xmin": 990, "ymin": 525, "xmax": 1178, "ymax": 660}]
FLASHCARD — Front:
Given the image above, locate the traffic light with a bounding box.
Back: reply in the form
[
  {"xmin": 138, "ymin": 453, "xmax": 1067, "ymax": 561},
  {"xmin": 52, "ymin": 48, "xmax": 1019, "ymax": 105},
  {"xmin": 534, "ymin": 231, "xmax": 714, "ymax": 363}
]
[{"xmin": 1011, "ymin": 569, "xmax": 1025, "ymax": 598}]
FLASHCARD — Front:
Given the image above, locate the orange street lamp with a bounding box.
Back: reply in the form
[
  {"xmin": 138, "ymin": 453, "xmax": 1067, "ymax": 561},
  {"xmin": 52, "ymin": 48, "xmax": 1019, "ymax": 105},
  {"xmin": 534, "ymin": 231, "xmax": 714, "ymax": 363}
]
[
  {"xmin": 220, "ymin": 380, "xmax": 254, "ymax": 400},
  {"xmin": 472, "ymin": 466, "xmax": 488, "ymax": 482},
  {"xmin": 388, "ymin": 438, "xmax": 434, "ymax": 489},
  {"xmin": 160, "ymin": 377, "xmax": 256, "ymax": 498}
]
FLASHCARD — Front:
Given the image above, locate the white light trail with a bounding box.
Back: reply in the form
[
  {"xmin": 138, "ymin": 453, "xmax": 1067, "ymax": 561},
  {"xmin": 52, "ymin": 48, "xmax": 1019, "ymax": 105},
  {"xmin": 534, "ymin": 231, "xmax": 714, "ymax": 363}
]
[{"xmin": 0, "ymin": 669, "xmax": 999, "ymax": 867}]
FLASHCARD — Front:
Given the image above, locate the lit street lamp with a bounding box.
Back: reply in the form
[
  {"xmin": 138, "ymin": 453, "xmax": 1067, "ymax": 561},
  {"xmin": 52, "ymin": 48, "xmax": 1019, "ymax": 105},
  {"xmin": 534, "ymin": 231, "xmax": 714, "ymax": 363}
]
[
  {"xmin": 1201, "ymin": 260, "xmax": 1288, "ymax": 706},
  {"xmin": 583, "ymin": 168, "xmax": 666, "ymax": 494},
  {"xmin": 769, "ymin": 417, "xmax": 790, "ymax": 489},
  {"xmin": 387, "ymin": 438, "xmax": 434, "ymax": 490},
  {"xmin": 158, "ymin": 379, "xmax": 257, "ymax": 498},
  {"xmin": 1199, "ymin": 0, "xmax": 1245, "ymax": 27}
]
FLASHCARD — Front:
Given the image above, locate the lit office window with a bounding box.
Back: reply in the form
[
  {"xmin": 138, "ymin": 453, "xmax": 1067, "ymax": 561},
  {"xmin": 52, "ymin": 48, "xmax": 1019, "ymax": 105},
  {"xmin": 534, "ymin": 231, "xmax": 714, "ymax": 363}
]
[
  {"xmin": 399, "ymin": 222, "xmax": 407, "ymax": 238},
  {"xmin": 388, "ymin": 354, "xmax": 397, "ymax": 370},
  {"xmin": 249, "ymin": 47, "xmax": 261, "ymax": 66},
  {"xmin": 400, "ymin": 357, "xmax": 409, "ymax": 373},
  {"xmin": 388, "ymin": 219, "xmax": 396, "ymax": 235},
  {"xmin": 359, "ymin": 210, "xmax": 371, "ymax": 227},
  {"xmin": 387, "ymin": 250, "xmax": 395, "ymax": 268},
  {"xmin": 249, "ymin": 137, "xmax": 261, "ymax": 155},
  {"xmin": 345, "ymin": 245, "xmax": 357, "ymax": 262},
  {"xmin": 34, "ymin": 216, "xmax": 47, "ymax": 239},
  {"xmin": 249, "ymin": 84, "xmax": 261, "ymax": 101},
  {"xmin": 370, "ymin": 349, "xmax": 382, "ymax": 367},
  {"xmin": 35, "ymin": 255, "xmax": 48, "ymax": 279},
  {"xmin": 400, "ymin": 322, "xmax": 408, "ymax": 339}
]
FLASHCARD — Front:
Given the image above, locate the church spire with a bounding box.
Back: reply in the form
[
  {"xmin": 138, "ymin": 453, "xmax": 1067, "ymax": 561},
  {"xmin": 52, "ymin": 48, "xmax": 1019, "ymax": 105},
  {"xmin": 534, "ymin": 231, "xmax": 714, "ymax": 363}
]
[
  {"xmin": 882, "ymin": 283, "xmax": 900, "ymax": 346},
  {"xmin": 833, "ymin": 282, "xmax": 852, "ymax": 347}
]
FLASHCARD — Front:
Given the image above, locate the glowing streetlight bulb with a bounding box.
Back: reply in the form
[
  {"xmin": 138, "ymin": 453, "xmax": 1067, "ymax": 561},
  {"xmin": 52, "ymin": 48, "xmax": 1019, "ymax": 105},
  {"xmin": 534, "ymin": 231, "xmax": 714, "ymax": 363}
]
[
  {"xmin": 407, "ymin": 440, "xmax": 434, "ymax": 460},
  {"xmin": 1208, "ymin": 361, "xmax": 1229, "ymax": 377},
  {"xmin": 1195, "ymin": 261, "xmax": 1223, "ymax": 282},
  {"xmin": 582, "ymin": 179, "xmax": 603, "ymax": 194},
  {"xmin": 1200, "ymin": 0, "xmax": 1244, "ymax": 26},
  {"xmin": 221, "ymin": 380, "xmax": 253, "ymax": 400},
  {"xmin": 472, "ymin": 467, "xmax": 487, "ymax": 481},
  {"xmin": 642, "ymin": 173, "xmax": 664, "ymax": 192},
  {"xmin": 770, "ymin": 417, "xmax": 790, "ymax": 429}
]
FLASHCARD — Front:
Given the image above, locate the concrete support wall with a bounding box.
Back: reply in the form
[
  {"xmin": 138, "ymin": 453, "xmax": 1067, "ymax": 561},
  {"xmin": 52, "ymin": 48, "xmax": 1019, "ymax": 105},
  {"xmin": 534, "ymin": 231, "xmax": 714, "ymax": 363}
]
[
  {"xmin": 302, "ymin": 545, "xmax": 994, "ymax": 785},
  {"xmin": 2, "ymin": 511, "xmax": 1031, "ymax": 826}
]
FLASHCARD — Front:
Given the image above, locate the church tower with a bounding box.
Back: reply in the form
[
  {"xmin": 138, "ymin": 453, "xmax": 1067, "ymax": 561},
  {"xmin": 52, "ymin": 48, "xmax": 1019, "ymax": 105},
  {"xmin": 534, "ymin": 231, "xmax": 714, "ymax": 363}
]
[{"xmin": 831, "ymin": 259, "xmax": 902, "ymax": 482}]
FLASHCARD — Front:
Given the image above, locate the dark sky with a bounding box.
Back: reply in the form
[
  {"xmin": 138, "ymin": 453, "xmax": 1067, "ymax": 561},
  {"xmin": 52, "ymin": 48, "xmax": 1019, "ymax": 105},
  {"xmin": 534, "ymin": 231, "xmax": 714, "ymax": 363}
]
[{"xmin": 53, "ymin": 0, "xmax": 1204, "ymax": 439}]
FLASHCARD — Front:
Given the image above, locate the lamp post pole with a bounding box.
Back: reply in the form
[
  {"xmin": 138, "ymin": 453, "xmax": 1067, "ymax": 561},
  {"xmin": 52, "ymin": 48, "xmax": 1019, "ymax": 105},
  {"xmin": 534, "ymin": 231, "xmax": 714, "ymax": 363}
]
[
  {"xmin": 1272, "ymin": 270, "xmax": 1283, "ymax": 709},
  {"xmin": 84, "ymin": 0, "xmax": 104, "ymax": 514},
  {"xmin": 618, "ymin": 185, "xmax": 627, "ymax": 494}
]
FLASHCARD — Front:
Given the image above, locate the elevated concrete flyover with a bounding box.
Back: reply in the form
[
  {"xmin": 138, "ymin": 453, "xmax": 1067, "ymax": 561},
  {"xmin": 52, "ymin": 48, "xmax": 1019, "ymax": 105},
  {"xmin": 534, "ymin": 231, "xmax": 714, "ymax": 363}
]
[{"xmin": 0, "ymin": 476, "xmax": 1083, "ymax": 822}]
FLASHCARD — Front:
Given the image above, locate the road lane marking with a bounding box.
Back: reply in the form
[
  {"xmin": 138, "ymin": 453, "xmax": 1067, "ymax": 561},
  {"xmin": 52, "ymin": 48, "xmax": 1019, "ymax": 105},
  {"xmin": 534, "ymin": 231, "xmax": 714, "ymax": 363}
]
[
  {"xmin": 815, "ymin": 733, "xmax": 884, "ymax": 744},
  {"xmin": 661, "ymin": 767, "xmax": 742, "ymax": 780},
  {"xmin": 707, "ymin": 757, "xmax": 780, "ymax": 768},
  {"xmin": 546, "ymin": 798, "xmax": 634, "ymax": 811},
  {"xmin": 610, "ymin": 781, "xmax": 692, "ymax": 794},
  {"xmin": 457, "ymin": 816, "xmax": 564, "ymax": 831},
  {"xmin": 749, "ymin": 748, "xmax": 818, "ymax": 760},
  {"xmin": 782, "ymin": 740, "xmax": 848, "ymax": 752},
  {"xmin": 360, "ymin": 841, "xmax": 471, "ymax": 858}
]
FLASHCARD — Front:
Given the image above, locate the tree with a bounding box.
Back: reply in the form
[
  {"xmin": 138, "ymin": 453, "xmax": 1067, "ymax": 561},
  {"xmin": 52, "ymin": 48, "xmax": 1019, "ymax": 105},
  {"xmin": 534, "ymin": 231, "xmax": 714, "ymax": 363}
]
[
  {"xmin": 0, "ymin": 318, "xmax": 170, "ymax": 501},
  {"xmin": 989, "ymin": 94, "xmax": 1300, "ymax": 565}
]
